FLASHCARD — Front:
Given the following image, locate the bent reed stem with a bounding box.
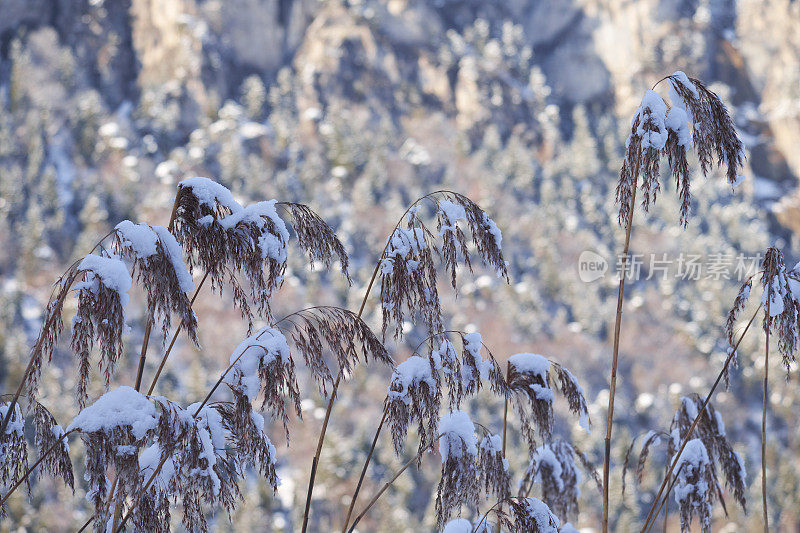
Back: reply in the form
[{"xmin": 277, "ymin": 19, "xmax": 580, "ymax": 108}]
[
  {"xmin": 640, "ymin": 303, "xmax": 761, "ymax": 532},
  {"xmin": 347, "ymin": 437, "xmax": 440, "ymax": 533},
  {"xmin": 643, "ymin": 463, "xmax": 685, "ymax": 533},
  {"xmin": 303, "ymin": 192, "xmax": 448, "ymax": 533},
  {"xmin": 495, "ymin": 361, "xmax": 510, "ymax": 533},
  {"xmin": 603, "ymin": 179, "xmax": 638, "ymax": 533},
  {"xmin": 146, "ymin": 271, "xmax": 210, "ymax": 396},
  {"xmin": 339, "ymin": 329, "xmax": 487, "ymax": 532},
  {"xmin": 340, "ymin": 407, "xmax": 388, "ymax": 532},
  {"xmin": 762, "ymin": 295, "xmax": 770, "ymax": 533}
]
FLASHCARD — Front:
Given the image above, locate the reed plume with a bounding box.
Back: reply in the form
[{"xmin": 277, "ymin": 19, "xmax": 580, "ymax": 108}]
[{"xmin": 604, "ymin": 72, "xmax": 744, "ymax": 532}]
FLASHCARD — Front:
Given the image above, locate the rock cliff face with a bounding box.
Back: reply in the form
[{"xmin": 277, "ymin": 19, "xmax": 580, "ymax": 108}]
[{"xmin": 3, "ymin": 0, "xmax": 797, "ymax": 188}]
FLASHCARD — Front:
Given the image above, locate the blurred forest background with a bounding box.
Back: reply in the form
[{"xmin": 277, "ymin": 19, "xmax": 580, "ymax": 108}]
[{"xmin": 1, "ymin": 0, "xmax": 800, "ymax": 531}]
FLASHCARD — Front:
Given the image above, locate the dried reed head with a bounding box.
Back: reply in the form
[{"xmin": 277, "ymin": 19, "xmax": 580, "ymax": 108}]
[
  {"xmin": 458, "ymin": 333, "xmax": 508, "ymax": 403},
  {"xmin": 478, "ymin": 433, "xmax": 511, "ymax": 501},
  {"xmin": 669, "ymin": 73, "xmax": 744, "ymax": 186},
  {"xmin": 114, "ymin": 221, "xmax": 198, "ymax": 345},
  {"xmin": 761, "ymin": 247, "xmax": 800, "ymax": 371},
  {"xmin": 224, "ymin": 326, "xmax": 300, "ymax": 440},
  {"xmin": 434, "ymin": 411, "xmax": 480, "ymax": 529},
  {"xmin": 277, "ymin": 202, "xmax": 350, "ymax": 281},
  {"xmin": 506, "ymin": 355, "xmax": 590, "ymax": 453},
  {"xmin": 425, "ymin": 332, "xmax": 507, "ymax": 411},
  {"xmin": 617, "ymin": 72, "xmax": 744, "ymax": 226},
  {"xmin": 628, "ymin": 395, "xmax": 746, "ymax": 519},
  {"xmin": 673, "ymin": 439, "xmax": 715, "ymax": 533},
  {"xmin": 552, "ymin": 364, "xmax": 590, "ymax": 430},
  {"xmin": 32, "ymin": 402, "xmax": 73, "ymax": 490},
  {"xmin": 217, "ymin": 394, "xmax": 279, "ymax": 491},
  {"xmin": 68, "ymin": 387, "xmax": 158, "ymax": 532},
  {"xmin": 519, "ymin": 439, "xmax": 590, "ymax": 522},
  {"xmin": 669, "ymin": 395, "xmax": 746, "ymax": 512},
  {"xmin": 726, "ymin": 248, "xmax": 800, "ymax": 374},
  {"xmin": 173, "ymin": 178, "xmax": 349, "ymax": 329},
  {"xmin": 386, "ymin": 355, "xmax": 441, "ymax": 458},
  {"xmin": 505, "ymin": 497, "xmax": 561, "ymax": 532},
  {"xmin": 70, "ymin": 254, "xmax": 132, "ymax": 407},
  {"xmin": 380, "ymin": 214, "xmax": 441, "ymax": 339},
  {"xmin": 0, "ymin": 401, "xmax": 28, "ymax": 513},
  {"xmin": 147, "ymin": 397, "xmax": 242, "ymax": 532},
  {"xmin": 507, "ymin": 354, "xmax": 555, "ymax": 450},
  {"xmin": 385, "ymin": 331, "xmax": 507, "ymax": 458},
  {"xmin": 279, "ymin": 306, "xmax": 392, "ymax": 396},
  {"xmin": 133, "ymin": 443, "xmax": 174, "ymax": 533},
  {"xmin": 723, "ymin": 276, "xmax": 752, "ymax": 385},
  {"xmin": 435, "ymin": 193, "xmax": 508, "ymax": 287},
  {"xmin": 381, "ymin": 192, "xmax": 508, "ymax": 339},
  {"xmin": 25, "ymin": 264, "xmax": 80, "ymax": 399}
]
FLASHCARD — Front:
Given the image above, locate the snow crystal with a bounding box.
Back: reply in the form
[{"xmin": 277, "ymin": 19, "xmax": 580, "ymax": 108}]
[
  {"xmin": 636, "ymin": 90, "xmax": 668, "ymax": 150},
  {"xmin": 560, "ymin": 524, "xmax": 580, "ymax": 533},
  {"xmin": 388, "ymin": 356, "xmax": 437, "ymax": 404},
  {"xmin": 483, "ymin": 212, "xmax": 503, "ymax": 250},
  {"xmin": 461, "ymin": 332, "xmax": 491, "ymax": 384},
  {"xmin": 671, "ymin": 71, "xmax": 700, "ymax": 99},
  {"xmin": 431, "ymin": 339, "xmax": 457, "ymax": 372},
  {"xmin": 0, "ymin": 403, "xmax": 24, "ymax": 436},
  {"xmin": 226, "ymin": 327, "xmax": 292, "ymax": 401},
  {"xmin": 521, "ymin": 497, "xmax": 560, "ymax": 532},
  {"xmin": 665, "ymin": 107, "xmax": 692, "ymax": 147},
  {"xmin": 151, "ymin": 225, "xmax": 195, "ymax": 293},
  {"xmin": 381, "ymin": 226, "xmax": 428, "ymax": 275},
  {"xmin": 140, "ymin": 443, "xmax": 174, "ymax": 491},
  {"xmin": 115, "ymin": 221, "xmax": 158, "ymax": 258},
  {"xmin": 68, "ymin": 386, "xmax": 158, "ymax": 440},
  {"xmin": 179, "ymin": 177, "xmax": 242, "ymax": 213},
  {"xmin": 442, "ymin": 518, "xmax": 473, "ymax": 533},
  {"xmin": 508, "ymin": 353, "xmax": 550, "ymax": 378},
  {"xmin": 77, "ymin": 254, "xmax": 133, "ymax": 308},
  {"xmin": 533, "ymin": 445, "xmax": 564, "ymax": 491},
  {"xmin": 438, "ymin": 200, "xmax": 467, "ymax": 234},
  {"xmin": 438, "ymin": 410, "xmax": 477, "ymax": 462},
  {"xmin": 673, "ymin": 439, "xmax": 710, "ymax": 505}
]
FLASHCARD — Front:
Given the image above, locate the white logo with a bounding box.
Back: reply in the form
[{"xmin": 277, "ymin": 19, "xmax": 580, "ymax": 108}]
[{"xmin": 578, "ymin": 250, "xmax": 607, "ymax": 283}]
